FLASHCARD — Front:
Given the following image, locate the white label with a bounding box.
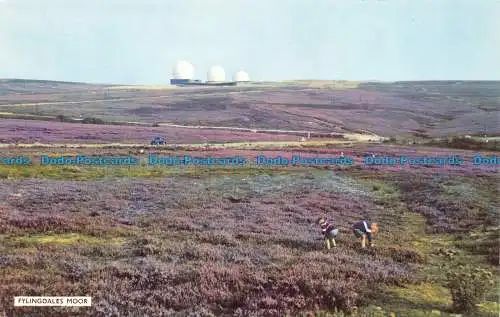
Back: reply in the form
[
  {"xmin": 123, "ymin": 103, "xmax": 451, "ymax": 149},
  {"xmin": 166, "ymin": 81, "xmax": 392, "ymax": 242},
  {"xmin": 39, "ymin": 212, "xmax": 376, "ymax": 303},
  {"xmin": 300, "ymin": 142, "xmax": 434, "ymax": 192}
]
[{"xmin": 14, "ymin": 296, "xmax": 92, "ymax": 307}]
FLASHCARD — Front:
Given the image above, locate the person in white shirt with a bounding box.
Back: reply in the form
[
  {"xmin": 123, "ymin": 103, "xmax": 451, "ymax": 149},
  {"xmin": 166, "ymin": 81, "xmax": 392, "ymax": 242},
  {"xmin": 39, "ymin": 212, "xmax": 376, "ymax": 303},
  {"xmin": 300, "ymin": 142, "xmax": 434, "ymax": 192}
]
[{"xmin": 352, "ymin": 220, "xmax": 378, "ymax": 248}]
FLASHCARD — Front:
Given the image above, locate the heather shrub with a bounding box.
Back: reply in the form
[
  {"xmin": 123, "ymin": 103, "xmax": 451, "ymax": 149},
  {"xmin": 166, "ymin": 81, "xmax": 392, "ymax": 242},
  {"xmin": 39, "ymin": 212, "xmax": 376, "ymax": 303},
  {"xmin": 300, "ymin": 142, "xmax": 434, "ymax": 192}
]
[
  {"xmin": 454, "ymin": 230, "xmax": 500, "ymax": 266},
  {"xmin": 444, "ymin": 265, "xmax": 495, "ymax": 313},
  {"xmin": 81, "ymin": 117, "xmax": 106, "ymax": 124},
  {"xmin": 385, "ymin": 247, "xmax": 426, "ymax": 264},
  {"xmin": 430, "ymin": 136, "xmax": 500, "ymax": 151},
  {"xmin": 487, "ymin": 247, "xmax": 499, "ymax": 266},
  {"xmin": 392, "ymin": 174, "xmax": 498, "ymax": 233},
  {"xmin": 129, "ymin": 236, "xmax": 163, "ymax": 256},
  {"xmin": 195, "ymin": 231, "xmax": 240, "ymax": 247},
  {"xmin": 55, "ymin": 114, "xmax": 71, "ymax": 122},
  {"xmin": 6, "ymin": 215, "xmax": 74, "ymax": 234}
]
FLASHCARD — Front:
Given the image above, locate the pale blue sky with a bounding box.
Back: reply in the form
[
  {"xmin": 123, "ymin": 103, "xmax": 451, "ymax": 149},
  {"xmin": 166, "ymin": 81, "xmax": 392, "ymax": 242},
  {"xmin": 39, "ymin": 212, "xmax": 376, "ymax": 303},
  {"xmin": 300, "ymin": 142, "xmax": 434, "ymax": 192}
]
[{"xmin": 0, "ymin": 0, "xmax": 498, "ymax": 84}]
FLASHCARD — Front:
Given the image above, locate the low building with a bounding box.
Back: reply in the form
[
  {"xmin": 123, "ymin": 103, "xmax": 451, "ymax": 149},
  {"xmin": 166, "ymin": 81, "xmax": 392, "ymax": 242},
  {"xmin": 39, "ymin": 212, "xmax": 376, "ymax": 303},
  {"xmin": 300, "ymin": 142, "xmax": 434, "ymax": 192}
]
[{"xmin": 170, "ymin": 78, "xmax": 191, "ymax": 85}]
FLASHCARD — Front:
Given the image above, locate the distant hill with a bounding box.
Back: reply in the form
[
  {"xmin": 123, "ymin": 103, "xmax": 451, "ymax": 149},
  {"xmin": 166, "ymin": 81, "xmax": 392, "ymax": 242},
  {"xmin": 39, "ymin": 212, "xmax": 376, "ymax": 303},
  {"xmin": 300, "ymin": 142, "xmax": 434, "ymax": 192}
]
[
  {"xmin": 0, "ymin": 78, "xmax": 94, "ymax": 85},
  {"xmin": 0, "ymin": 79, "xmax": 498, "ymax": 137},
  {"xmin": 0, "ymin": 78, "xmax": 119, "ymax": 95}
]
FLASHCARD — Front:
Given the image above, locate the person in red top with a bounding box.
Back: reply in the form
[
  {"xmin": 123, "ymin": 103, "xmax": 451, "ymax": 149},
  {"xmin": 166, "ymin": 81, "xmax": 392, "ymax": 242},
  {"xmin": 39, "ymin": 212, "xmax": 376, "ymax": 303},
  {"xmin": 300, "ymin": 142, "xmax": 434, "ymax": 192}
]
[{"xmin": 317, "ymin": 217, "xmax": 339, "ymax": 250}]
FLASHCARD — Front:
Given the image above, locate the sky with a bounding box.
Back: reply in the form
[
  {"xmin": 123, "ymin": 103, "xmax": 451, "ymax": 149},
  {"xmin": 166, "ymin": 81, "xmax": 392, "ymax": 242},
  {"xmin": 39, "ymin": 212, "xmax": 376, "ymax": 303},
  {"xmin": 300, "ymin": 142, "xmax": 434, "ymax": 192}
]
[{"xmin": 0, "ymin": 0, "xmax": 499, "ymax": 84}]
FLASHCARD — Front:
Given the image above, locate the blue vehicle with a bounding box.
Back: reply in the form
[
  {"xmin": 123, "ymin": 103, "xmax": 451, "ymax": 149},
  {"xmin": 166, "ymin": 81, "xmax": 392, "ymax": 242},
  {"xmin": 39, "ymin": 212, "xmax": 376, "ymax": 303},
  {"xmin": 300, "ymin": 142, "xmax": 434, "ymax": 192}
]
[{"xmin": 151, "ymin": 136, "xmax": 166, "ymax": 145}]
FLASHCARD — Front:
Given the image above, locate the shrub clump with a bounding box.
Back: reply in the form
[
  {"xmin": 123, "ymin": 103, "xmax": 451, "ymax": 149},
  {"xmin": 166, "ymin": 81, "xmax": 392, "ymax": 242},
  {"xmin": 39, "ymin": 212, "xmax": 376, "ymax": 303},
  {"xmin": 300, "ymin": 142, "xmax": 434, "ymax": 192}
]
[
  {"xmin": 487, "ymin": 247, "xmax": 499, "ymax": 266},
  {"xmin": 386, "ymin": 247, "xmax": 426, "ymax": 264},
  {"xmin": 81, "ymin": 117, "xmax": 106, "ymax": 124},
  {"xmin": 444, "ymin": 265, "xmax": 495, "ymax": 313}
]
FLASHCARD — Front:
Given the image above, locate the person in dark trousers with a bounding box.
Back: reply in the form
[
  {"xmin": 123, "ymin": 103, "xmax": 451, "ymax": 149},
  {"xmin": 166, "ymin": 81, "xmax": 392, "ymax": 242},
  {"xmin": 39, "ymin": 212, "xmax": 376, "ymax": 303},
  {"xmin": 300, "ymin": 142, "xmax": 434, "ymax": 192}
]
[
  {"xmin": 352, "ymin": 220, "xmax": 378, "ymax": 248},
  {"xmin": 317, "ymin": 217, "xmax": 339, "ymax": 250}
]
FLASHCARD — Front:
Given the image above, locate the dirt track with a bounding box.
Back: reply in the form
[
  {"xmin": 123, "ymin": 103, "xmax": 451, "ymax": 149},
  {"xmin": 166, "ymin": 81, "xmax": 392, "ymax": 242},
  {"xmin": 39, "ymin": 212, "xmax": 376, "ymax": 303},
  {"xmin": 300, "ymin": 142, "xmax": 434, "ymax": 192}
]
[
  {"xmin": 0, "ymin": 133, "xmax": 385, "ymax": 149},
  {"xmin": 0, "ymin": 95, "xmax": 173, "ymax": 107}
]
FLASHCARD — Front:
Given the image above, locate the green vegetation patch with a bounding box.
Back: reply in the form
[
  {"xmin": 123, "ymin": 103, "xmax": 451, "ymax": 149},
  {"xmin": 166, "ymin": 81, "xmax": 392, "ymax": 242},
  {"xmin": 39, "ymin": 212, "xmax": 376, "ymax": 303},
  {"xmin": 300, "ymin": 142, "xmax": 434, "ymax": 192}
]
[
  {"xmin": 477, "ymin": 301, "xmax": 500, "ymax": 315},
  {"xmin": 387, "ymin": 283, "xmax": 452, "ymax": 308},
  {"xmin": 0, "ymin": 164, "xmax": 307, "ymax": 180},
  {"xmin": 5, "ymin": 233, "xmax": 125, "ymax": 247}
]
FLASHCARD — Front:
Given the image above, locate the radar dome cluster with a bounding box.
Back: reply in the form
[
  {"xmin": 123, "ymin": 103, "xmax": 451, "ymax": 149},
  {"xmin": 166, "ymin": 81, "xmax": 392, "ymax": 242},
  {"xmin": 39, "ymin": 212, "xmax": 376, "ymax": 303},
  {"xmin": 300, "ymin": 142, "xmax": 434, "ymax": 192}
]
[{"xmin": 170, "ymin": 60, "xmax": 251, "ymax": 86}]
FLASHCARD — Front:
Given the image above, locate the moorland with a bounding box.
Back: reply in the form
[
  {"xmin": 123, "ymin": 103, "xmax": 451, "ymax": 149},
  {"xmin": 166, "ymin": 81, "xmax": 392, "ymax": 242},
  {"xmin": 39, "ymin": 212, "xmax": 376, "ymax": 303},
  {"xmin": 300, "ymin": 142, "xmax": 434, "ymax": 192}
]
[{"xmin": 0, "ymin": 79, "xmax": 498, "ymax": 317}]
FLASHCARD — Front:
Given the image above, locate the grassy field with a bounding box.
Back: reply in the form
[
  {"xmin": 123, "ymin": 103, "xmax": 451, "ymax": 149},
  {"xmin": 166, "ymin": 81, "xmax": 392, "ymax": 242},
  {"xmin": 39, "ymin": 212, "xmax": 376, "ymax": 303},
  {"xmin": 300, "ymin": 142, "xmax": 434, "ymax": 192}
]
[{"xmin": 0, "ymin": 144, "xmax": 498, "ymax": 317}]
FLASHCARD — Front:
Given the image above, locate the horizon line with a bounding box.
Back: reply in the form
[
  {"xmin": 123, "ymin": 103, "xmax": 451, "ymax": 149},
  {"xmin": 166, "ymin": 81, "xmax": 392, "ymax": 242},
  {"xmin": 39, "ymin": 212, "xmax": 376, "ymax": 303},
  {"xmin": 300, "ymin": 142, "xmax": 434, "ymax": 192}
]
[{"xmin": 1, "ymin": 78, "xmax": 500, "ymax": 86}]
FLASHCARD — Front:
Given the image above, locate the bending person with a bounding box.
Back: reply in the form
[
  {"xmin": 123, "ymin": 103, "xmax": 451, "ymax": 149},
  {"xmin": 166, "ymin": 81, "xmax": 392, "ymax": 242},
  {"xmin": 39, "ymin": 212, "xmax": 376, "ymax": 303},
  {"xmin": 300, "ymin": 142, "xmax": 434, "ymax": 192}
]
[
  {"xmin": 352, "ymin": 220, "xmax": 378, "ymax": 248},
  {"xmin": 317, "ymin": 217, "xmax": 339, "ymax": 250}
]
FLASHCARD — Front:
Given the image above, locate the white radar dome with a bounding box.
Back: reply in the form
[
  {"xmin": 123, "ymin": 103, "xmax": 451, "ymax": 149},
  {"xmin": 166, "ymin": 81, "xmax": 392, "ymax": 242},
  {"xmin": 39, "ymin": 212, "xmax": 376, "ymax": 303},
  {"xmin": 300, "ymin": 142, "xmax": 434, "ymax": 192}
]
[
  {"xmin": 172, "ymin": 60, "xmax": 194, "ymax": 79},
  {"xmin": 207, "ymin": 66, "xmax": 226, "ymax": 82},
  {"xmin": 233, "ymin": 71, "xmax": 250, "ymax": 82}
]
